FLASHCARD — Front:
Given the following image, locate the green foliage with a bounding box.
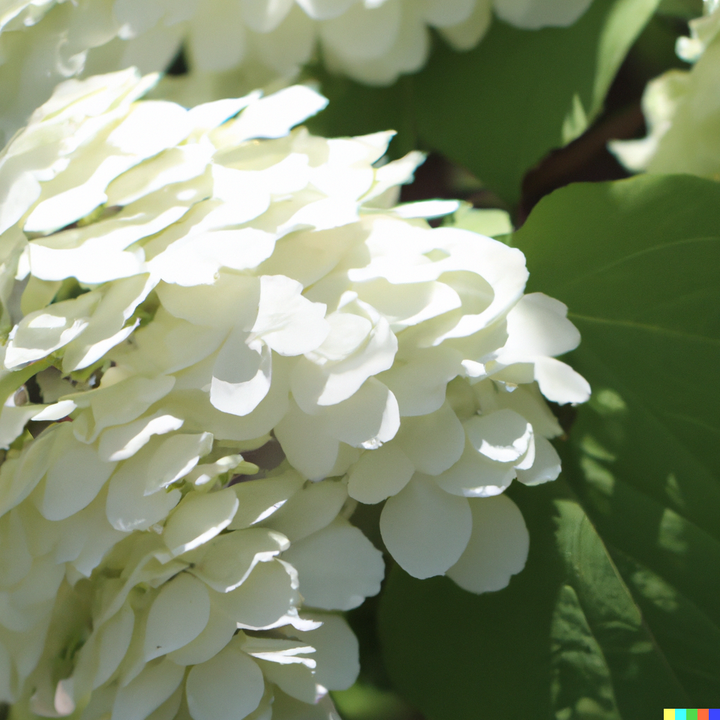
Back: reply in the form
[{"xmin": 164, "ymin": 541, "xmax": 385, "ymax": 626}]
[
  {"xmin": 412, "ymin": 0, "xmax": 660, "ymax": 204},
  {"xmin": 378, "ymin": 175, "xmax": 720, "ymax": 719},
  {"xmin": 309, "ymin": 0, "xmax": 660, "ymax": 206}
]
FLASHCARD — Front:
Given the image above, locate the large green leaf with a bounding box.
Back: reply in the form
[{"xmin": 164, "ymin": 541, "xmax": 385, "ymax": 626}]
[
  {"xmin": 518, "ymin": 174, "xmax": 720, "ymax": 703},
  {"xmin": 378, "ymin": 175, "xmax": 720, "ymax": 719}
]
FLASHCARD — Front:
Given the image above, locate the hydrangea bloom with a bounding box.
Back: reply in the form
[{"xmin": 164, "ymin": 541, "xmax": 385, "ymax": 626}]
[
  {"xmin": 610, "ymin": 0, "xmax": 720, "ymax": 178},
  {"xmin": 0, "ymin": 69, "xmax": 589, "ymax": 717},
  {"xmin": 0, "ymin": 0, "xmax": 595, "ymax": 142}
]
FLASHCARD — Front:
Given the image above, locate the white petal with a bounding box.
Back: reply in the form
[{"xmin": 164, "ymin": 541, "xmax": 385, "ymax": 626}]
[
  {"xmin": 262, "ymin": 480, "xmax": 347, "ymax": 542},
  {"xmin": 108, "ymin": 102, "xmax": 190, "ymax": 157},
  {"xmin": 347, "ymin": 442, "xmax": 413, "ymax": 504},
  {"xmin": 144, "ymin": 573, "xmax": 210, "ymax": 661},
  {"xmin": 167, "ymin": 605, "xmax": 237, "ymax": 666},
  {"xmin": 0, "ymin": 172, "xmax": 41, "ymax": 237},
  {"xmin": 282, "ymin": 518, "xmax": 384, "ymax": 611},
  {"xmin": 251, "ymin": 276, "xmax": 329, "ymax": 356},
  {"xmin": 296, "ymin": 0, "xmax": 356, "ymax": 20},
  {"xmin": 254, "ymin": 659, "xmax": 318, "ymax": 704},
  {"xmin": 434, "ymin": 439, "xmax": 516, "ymax": 497},
  {"xmin": 161, "ymin": 488, "xmax": 240, "ymax": 558},
  {"xmin": 37, "ymin": 439, "xmax": 115, "ymax": 521},
  {"xmin": 106, "ymin": 447, "xmax": 182, "ymax": 531},
  {"xmin": 501, "ymin": 293, "xmax": 580, "ymax": 358},
  {"xmin": 270, "ymin": 690, "xmax": 340, "ymax": 720},
  {"xmin": 378, "ymin": 345, "xmax": 460, "ymax": 416},
  {"xmin": 4, "ymin": 293, "xmax": 97, "ymax": 368},
  {"xmin": 228, "ymin": 469, "xmax": 305, "ymax": 530},
  {"xmin": 145, "ymin": 431, "xmax": 214, "ymax": 494},
  {"xmin": 320, "ymin": 378, "xmax": 400, "ymax": 448},
  {"xmin": 188, "ymin": 0, "xmax": 247, "ymax": 71},
  {"xmin": 241, "ymin": 0, "xmax": 294, "ymax": 32},
  {"xmin": 0, "ymin": 430, "xmax": 54, "ymax": 516},
  {"xmin": 153, "ymin": 228, "xmax": 276, "ymax": 285},
  {"xmin": 421, "ymin": 0, "xmax": 476, "ymax": 26},
  {"xmin": 320, "ymin": 0, "xmax": 401, "ymax": 62},
  {"xmin": 190, "ymin": 527, "xmax": 289, "ymax": 593},
  {"xmin": 111, "ymin": 658, "xmax": 184, "ymax": 720},
  {"xmin": 355, "ymin": 278, "xmax": 461, "ymax": 331},
  {"xmin": 289, "ymin": 613, "xmax": 359, "ymax": 691},
  {"xmin": 93, "ymin": 603, "xmax": 136, "ymax": 689},
  {"xmin": 98, "ymin": 413, "xmax": 185, "ymax": 463},
  {"xmin": 534, "ymin": 357, "xmax": 591, "ymax": 405},
  {"xmin": 218, "ymin": 86, "xmax": 328, "ymax": 144},
  {"xmin": 494, "ymin": 0, "xmax": 593, "ymax": 29},
  {"xmin": 394, "ymin": 402, "xmax": 465, "ymax": 475},
  {"xmin": 156, "ymin": 275, "xmax": 259, "ymax": 329},
  {"xmin": 380, "ymin": 475, "xmax": 471, "ymax": 578},
  {"xmin": 516, "ymin": 435, "xmax": 561, "ymax": 486},
  {"xmin": 446, "ymin": 495, "xmax": 529, "ymax": 593},
  {"xmin": 310, "ymin": 312, "xmax": 372, "ymax": 363},
  {"xmin": 211, "ymin": 560, "xmax": 297, "ymax": 629},
  {"xmin": 0, "ymin": 511, "xmax": 32, "ymax": 587},
  {"xmin": 464, "ymin": 409, "xmax": 533, "ymax": 463},
  {"xmin": 274, "ymin": 399, "xmax": 340, "ymax": 481},
  {"xmin": 291, "ymin": 315, "xmax": 397, "ymax": 409},
  {"xmin": 71, "ymin": 374, "xmax": 175, "ymax": 443},
  {"xmin": 186, "ymin": 644, "xmax": 264, "ymax": 720}
]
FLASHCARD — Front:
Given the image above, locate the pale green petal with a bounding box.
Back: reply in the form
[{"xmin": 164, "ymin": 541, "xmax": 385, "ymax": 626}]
[
  {"xmin": 111, "ymin": 657, "xmax": 184, "ymax": 720},
  {"xmin": 92, "ymin": 603, "xmax": 135, "ymax": 689},
  {"xmin": 145, "ymin": 431, "xmax": 213, "ymax": 494},
  {"xmin": 228, "ymin": 468, "xmax": 305, "ymax": 530},
  {"xmin": 282, "ymin": 518, "xmax": 384, "ymax": 610},
  {"xmin": 186, "ymin": 644, "xmax": 264, "ymax": 720},
  {"xmin": 289, "ymin": 613, "xmax": 360, "ymax": 691},
  {"xmin": 167, "ymin": 604, "xmax": 236, "ymax": 666},
  {"xmin": 211, "ymin": 560, "xmax": 297, "ymax": 629},
  {"xmin": 189, "ymin": 527, "xmax": 289, "ymax": 593},
  {"xmin": 98, "ymin": 412, "xmax": 184, "ymax": 463},
  {"xmin": 143, "ymin": 573, "xmax": 210, "ymax": 661},
  {"xmin": 36, "ymin": 435, "xmax": 116, "ymax": 521},
  {"xmin": 261, "ymin": 479, "xmax": 347, "ymax": 542},
  {"xmin": 161, "ymin": 488, "xmax": 239, "ymax": 558}
]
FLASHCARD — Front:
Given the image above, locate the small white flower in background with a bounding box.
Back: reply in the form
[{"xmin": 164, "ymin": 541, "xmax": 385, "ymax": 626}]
[
  {"xmin": 610, "ymin": 0, "xmax": 720, "ymax": 178},
  {"xmin": 0, "ymin": 0, "xmax": 596, "ymax": 142},
  {"xmin": 0, "ymin": 70, "xmax": 588, "ymax": 718}
]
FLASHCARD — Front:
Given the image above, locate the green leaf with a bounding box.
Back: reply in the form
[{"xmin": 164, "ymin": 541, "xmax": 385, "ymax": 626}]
[
  {"xmin": 378, "ymin": 480, "xmax": 687, "ymax": 720},
  {"xmin": 378, "ymin": 174, "xmax": 720, "ymax": 719},
  {"xmin": 516, "ymin": 173, "xmax": 720, "ymax": 705},
  {"xmin": 412, "ymin": 0, "xmax": 660, "ymax": 205},
  {"xmin": 517, "ymin": 173, "xmax": 720, "ymax": 517},
  {"xmin": 308, "ymin": 0, "xmax": 659, "ymax": 206}
]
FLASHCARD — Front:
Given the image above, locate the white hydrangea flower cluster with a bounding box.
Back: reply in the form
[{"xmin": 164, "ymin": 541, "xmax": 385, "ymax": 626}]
[
  {"xmin": 610, "ymin": 0, "xmax": 720, "ymax": 178},
  {"xmin": 0, "ymin": 72, "xmax": 388, "ymax": 719},
  {"xmin": 0, "ymin": 69, "xmax": 589, "ymax": 717},
  {"xmin": 0, "ymin": 0, "xmax": 595, "ymax": 142}
]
